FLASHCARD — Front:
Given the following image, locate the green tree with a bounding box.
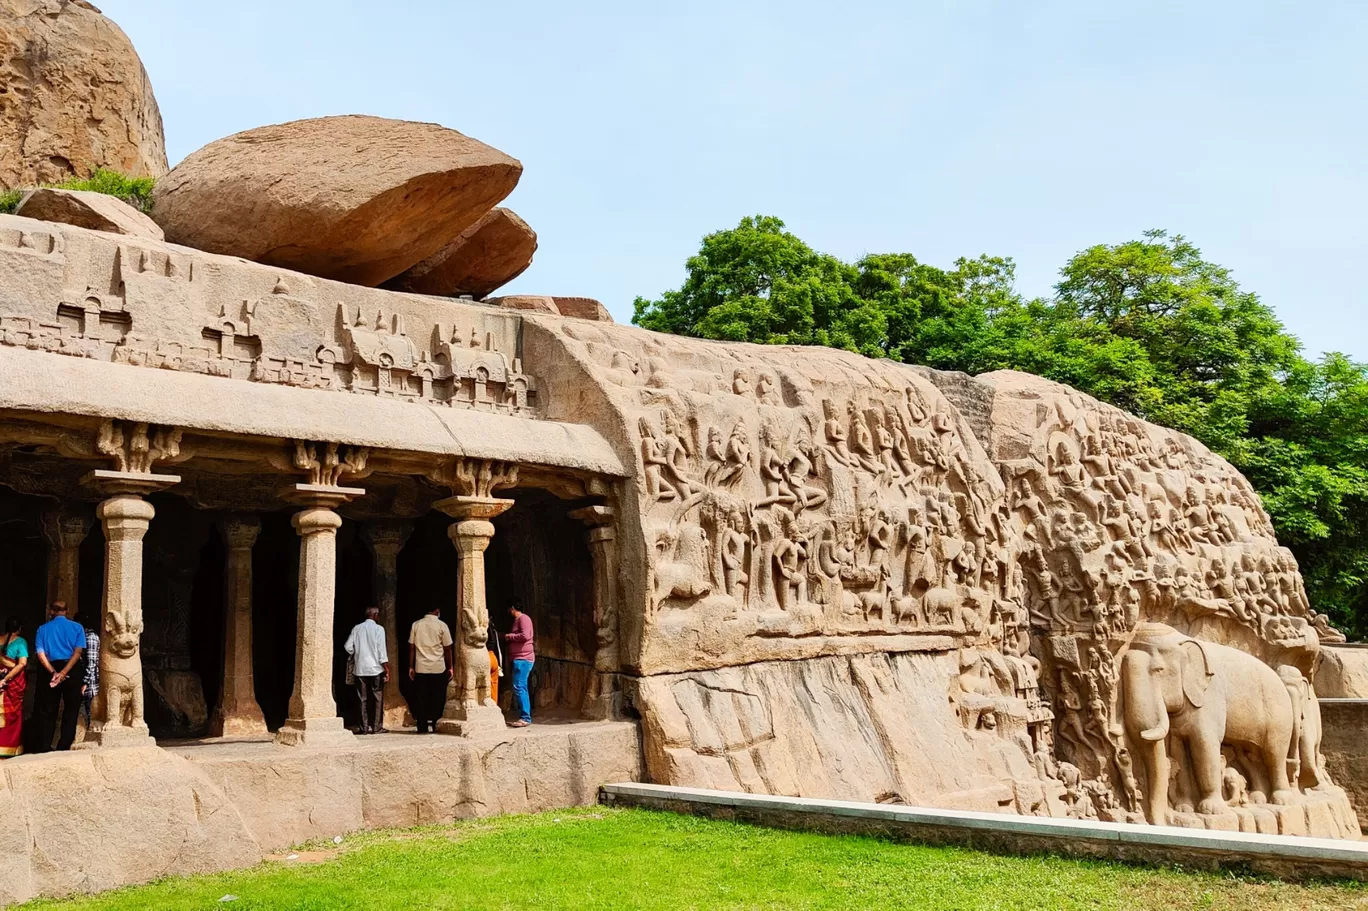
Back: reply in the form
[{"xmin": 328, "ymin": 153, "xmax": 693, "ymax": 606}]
[{"xmin": 633, "ymin": 218, "xmax": 1368, "ymax": 635}]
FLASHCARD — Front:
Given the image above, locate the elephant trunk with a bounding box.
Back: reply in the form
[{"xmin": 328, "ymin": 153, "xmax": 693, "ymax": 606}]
[{"xmin": 1122, "ymin": 650, "xmax": 1169, "ymax": 742}]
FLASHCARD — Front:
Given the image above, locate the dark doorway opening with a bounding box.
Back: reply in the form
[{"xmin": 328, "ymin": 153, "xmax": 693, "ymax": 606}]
[{"xmin": 486, "ymin": 490, "xmax": 596, "ymax": 717}]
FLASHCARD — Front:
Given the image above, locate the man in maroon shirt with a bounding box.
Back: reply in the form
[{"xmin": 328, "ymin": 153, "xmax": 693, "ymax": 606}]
[{"xmin": 502, "ymin": 601, "xmax": 535, "ymax": 728}]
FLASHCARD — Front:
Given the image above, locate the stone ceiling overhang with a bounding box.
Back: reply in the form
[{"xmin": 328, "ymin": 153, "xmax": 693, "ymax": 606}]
[{"xmin": 0, "ymin": 345, "xmax": 625, "ymax": 477}]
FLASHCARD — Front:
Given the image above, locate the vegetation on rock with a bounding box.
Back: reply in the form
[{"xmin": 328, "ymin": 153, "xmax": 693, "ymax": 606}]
[
  {"xmin": 0, "ymin": 169, "xmax": 157, "ymax": 215},
  {"xmin": 635, "ymin": 217, "xmax": 1368, "ymax": 636}
]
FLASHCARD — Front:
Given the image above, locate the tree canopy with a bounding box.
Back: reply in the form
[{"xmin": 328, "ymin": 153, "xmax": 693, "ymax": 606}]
[{"xmin": 633, "ymin": 216, "xmax": 1368, "ymax": 636}]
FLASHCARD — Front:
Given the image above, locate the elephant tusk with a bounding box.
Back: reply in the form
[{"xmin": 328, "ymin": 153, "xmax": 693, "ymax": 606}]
[{"xmin": 1140, "ymin": 724, "xmax": 1168, "ymax": 742}]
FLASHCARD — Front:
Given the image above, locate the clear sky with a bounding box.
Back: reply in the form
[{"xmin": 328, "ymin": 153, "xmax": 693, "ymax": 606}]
[{"xmin": 100, "ymin": 0, "xmax": 1367, "ymax": 359}]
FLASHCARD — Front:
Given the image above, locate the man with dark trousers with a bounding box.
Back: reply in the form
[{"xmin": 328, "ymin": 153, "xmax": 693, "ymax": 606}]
[
  {"xmin": 33, "ymin": 600, "xmax": 86, "ymax": 751},
  {"xmin": 407, "ymin": 605, "xmax": 453, "ymax": 733}
]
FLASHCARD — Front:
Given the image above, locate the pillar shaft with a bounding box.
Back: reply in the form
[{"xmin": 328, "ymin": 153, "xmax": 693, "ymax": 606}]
[
  {"xmin": 571, "ymin": 505, "xmax": 620, "ymax": 719},
  {"xmin": 434, "ymin": 497, "xmax": 511, "ymax": 736},
  {"xmin": 276, "ymin": 506, "xmax": 351, "ymax": 745},
  {"xmin": 85, "ymin": 495, "xmax": 156, "ymax": 748},
  {"xmin": 210, "ymin": 516, "xmax": 265, "ymax": 737},
  {"xmin": 41, "ymin": 508, "xmax": 92, "ymax": 612},
  {"xmin": 364, "ymin": 522, "xmax": 412, "ymax": 728}
]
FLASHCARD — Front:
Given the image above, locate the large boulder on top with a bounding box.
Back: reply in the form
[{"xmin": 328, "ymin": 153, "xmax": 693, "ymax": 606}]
[
  {"xmin": 0, "ymin": 0, "xmax": 168, "ymax": 188},
  {"xmin": 150, "ymin": 115, "xmax": 522, "ymax": 287},
  {"xmin": 15, "ymin": 186, "xmax": 162, "ymax": 239},
  {"xmin": 384, "ymin": 207, "xmax": 537, "ymax": 298}
]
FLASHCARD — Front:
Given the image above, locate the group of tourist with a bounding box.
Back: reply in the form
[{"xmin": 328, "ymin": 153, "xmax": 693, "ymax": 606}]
[
  {"xmin": 0, "ymin": 600, "xmax": 101, "ymax": 758},
  {"xmin": 343, "ymin": 600, "xmax": 536, "ymax": 734},
  {"xmin": 0, "ymin": 599, "xmax": 535, "ymax": 757}
]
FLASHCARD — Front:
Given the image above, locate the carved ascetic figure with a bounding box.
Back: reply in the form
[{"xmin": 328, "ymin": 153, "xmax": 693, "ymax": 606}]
[{"xmin": 1118, "ymin": 622, "xmax": 1295, "ymax": 823}]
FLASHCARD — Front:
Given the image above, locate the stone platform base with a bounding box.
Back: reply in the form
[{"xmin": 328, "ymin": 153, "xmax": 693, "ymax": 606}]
[{"xmin": 0, "ymin": 719, "xmax": 642, "ymax": 907}]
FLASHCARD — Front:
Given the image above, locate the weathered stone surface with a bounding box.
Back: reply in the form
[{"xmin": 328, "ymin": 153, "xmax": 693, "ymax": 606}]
[
  {"xmin": 637, "ymin": 654, "xmax": 1052, "ymax": 812},
  {"xmin": 490, "ymin": 295, "xmax": 612, "ymax": 321},
  {"xmin": 15, "ymin": 187, "xmax": 162, "ymax": 239},
  {"xmin": 1317, "ymin": 645, "xmax": 1368, "ymax": 698},
  {"xmin": 549, "ymin": 296, "xmax": 613, "ymax": 322},
  {"xmin": 0, "ymin": 0, "xmax": 167, "ymax": 188},
  {"xmin": 150, "ymin": 115, "xmax": 522, "ymax": 287},
  {"xmin": 385, "ymin": 207, "xmax": 537, "ymax": 298},
  {"xmin": 0, "ymin": 747, "xmax": 261, "ymax": 907}
]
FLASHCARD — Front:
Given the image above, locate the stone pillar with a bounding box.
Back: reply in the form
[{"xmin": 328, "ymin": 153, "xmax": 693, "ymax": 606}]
[
  {"xmin": 571, "ymin": 505, "xmax": 619, "ymax": 719},
  {"xmin": 363, "ymin": 521, "xmax": 412, "ymax": 729},
  {"xmin": 276, "ymin": 484, "xmax": 363, "ymax": 746},
  {"xmin": 209, "ymin": 515, "xmax": 266, "ymax": 737},
  {"xmin": 434, "ymin": 495, "xmax": 512, "ymax": 736},
  {"xmin": 41, "ymin": 507, "xmax": 93, "ymax": 613},
  {"xmin": 77, "ymin": 470, "xmax": 179, "ymax": 748}
]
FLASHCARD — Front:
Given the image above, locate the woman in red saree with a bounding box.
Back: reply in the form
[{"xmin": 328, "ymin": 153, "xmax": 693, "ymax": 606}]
[{"xmin": 0, "ymin": 617, "xmax": 29, "ymax": 758}]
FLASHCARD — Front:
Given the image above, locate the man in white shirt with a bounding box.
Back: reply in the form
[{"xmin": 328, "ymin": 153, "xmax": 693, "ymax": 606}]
[{"xmin": 344, "ymin": 607, "xmax": 389, "ymax": 734}]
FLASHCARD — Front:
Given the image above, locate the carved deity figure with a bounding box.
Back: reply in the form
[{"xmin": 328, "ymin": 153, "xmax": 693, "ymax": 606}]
[
  {"xmin": 821, "ymin": 399, "xmax": 855, "ymax": 468},
  {"xmin": 639, "ymin": 417, "xmax": 674, "ymax": 502},
  {"xmin": 721, "ymin": 507, "xmax": 751, "ymax": 600},
  {"xmin": 771, "ymin": 511, "xmax": 808, "ymax": 611}
]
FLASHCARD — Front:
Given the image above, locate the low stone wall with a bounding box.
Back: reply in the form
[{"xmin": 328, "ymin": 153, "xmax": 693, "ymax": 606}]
[
  {"xmin": 1321, "ymin": 699, "xmax": 1368, "ymax": 832},
  {"xmin": 602, "ymin": 783, "xmax": 1368, "ymax": 883},
  {"xmin": 0, "ymin": 721, "xmax": 642, "ymax": 907}
]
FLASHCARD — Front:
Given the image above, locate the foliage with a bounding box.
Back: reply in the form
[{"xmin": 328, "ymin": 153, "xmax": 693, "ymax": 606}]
[
  {"xmin": 635, "ymin": 219, "xmax": 1368, "ymax": 635},
  {"xmin": 24, "ymin": 807, "xmax": 1366, "ymax": 910},
  {"xmin": 0, "ymin": 169, "xmax": 156, "ymax": 215}
]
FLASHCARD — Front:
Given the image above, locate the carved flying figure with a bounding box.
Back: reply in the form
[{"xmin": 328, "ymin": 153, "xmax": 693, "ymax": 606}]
[{"xmin": 821, "ymin": 398, "xmax": 856, "ymax": 468}]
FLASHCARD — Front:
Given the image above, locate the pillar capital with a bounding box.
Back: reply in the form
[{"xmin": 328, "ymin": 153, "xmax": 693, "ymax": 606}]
[
  {"xmin": 292, "ymin": 506, "xmax": 344, "ymax": 537},
  {"xmin": 282, "ymin": 482, "xmax": 364, "ymax": 511},
  {"xmin": 219, "ymin": 514, "xmax": 261, "ymax": 551},
  {"xmin": 363, "ymin": 520, "xmax": 413, "ymax": 557},
  {"xmin": 82, "ymin": 469, "xmax": 179, "ymax": 499},
  {"xmin": 41, "ymin": 506, "xmax": 94, "ymax": 550},
  {"xmin": 433, "ymin": 494, "xmax": 514, "ymax": 523}
]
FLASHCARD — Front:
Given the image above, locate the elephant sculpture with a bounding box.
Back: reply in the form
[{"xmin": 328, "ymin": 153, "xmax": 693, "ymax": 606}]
[
  {"xmin": 1117, "ymin": 622, "xmax": 1296, "ymax": 824},
  {"xmin": 1277, "ymin": 665, "xmax": 1327, "ymax": 791}
]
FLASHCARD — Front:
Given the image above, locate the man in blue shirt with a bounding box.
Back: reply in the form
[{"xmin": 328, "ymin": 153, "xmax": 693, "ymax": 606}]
[{"xmin": 34, "ymin": 600, "xmax": 87, "ymax": 752}]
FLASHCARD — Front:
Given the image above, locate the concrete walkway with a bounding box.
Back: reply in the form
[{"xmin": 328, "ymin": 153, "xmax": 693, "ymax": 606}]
[{"xmin": 601, "ymin": 782, "xmax": 1368, "ymax": 882}]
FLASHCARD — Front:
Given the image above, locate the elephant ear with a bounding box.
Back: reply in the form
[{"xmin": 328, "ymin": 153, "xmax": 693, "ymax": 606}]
[{"xmin": 1180, "ymin": 639, "xmax": 1214, "ymax": 709}]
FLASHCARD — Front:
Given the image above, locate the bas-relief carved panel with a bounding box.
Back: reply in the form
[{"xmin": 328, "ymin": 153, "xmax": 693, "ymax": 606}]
[
  {"xmin": 0, "ymin": 215, "xmax": 539, "ymax": 416},
  {"xmin": 971, "ymin": 372, "xmax": 1357, "ymax": 835},
  {"xmin": 551, "ymin": 321, "xmax": 1055, "ymax": 793}
]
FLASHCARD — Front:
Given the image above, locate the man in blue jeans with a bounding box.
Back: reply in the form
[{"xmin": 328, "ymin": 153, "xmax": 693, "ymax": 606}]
[{"xmin": 502, "ymin": 601, "xmax": 535, "ymax": 728}]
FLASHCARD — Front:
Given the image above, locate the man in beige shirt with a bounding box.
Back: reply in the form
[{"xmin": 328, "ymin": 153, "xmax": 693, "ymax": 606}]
[{"xmin": 408, "ymin": 606, "xmax": 453, "ymax": 734}]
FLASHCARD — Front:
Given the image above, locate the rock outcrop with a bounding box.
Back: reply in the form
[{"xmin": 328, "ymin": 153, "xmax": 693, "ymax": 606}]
[
  {"xmin": 150, "ymin": 115, "xmax": 523, "ymax": 287},
  {"xmin": 490, "ymin": 295, "xmax": 613, "ymax": 321},
  {"xmin": 0, "ymin": 0, "xmax": 168, "ymax": 188},
  {"xmin": 386, "ymin": 207, "xmax": 537, "ymax": 298},
  {"xmin": 15, "ymin": 187, "xmax": 162, "ymax": 239}
]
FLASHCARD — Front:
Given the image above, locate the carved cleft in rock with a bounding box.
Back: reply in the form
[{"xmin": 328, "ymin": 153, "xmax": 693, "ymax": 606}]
[
  {"xmin": 150, "ymin": 115, "xmax": 523, "ymax": 287},
  {"xmin": 16, "ymin": 187, "xmax": 163, "ymax": 240},
  {"xmin": 0, "ymin": 0, "xmax": 168, "ymax": 188},
  {"xmin": 385, "ymin": 207, "xmax": 537, "ymax": 298}
]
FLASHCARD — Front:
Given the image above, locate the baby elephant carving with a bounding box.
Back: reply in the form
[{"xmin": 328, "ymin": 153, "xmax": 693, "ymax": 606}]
[{"xmin": 102, "ymin": 610, "xmax": 146, "ymax": 730}]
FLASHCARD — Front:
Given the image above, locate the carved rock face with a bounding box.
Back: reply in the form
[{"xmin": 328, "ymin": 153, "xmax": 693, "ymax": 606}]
[
  {"xmin": 385, "ymin": 207, "xmax": 537, "ymax": 299},
  {"xmin": 0, "ymin": 0, "xmax": 168, "ymax": 188},
  {"xmin": 150, "ymin": 115, "xmax": 523, "ymax": 287}
]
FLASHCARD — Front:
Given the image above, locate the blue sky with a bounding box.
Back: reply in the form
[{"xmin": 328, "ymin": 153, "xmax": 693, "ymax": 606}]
[{"xmin": 100, "ymin": 1, "xmax": 1366, "ymax": 359}]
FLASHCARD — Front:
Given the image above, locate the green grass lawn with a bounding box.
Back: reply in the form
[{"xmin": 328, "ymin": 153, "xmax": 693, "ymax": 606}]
[{"xmin": 22, "ymin": 807, "xmax": 1368, "ymax": 911}]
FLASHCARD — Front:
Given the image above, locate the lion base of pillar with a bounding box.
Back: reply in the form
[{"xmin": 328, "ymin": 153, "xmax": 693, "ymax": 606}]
[
  {"xmin": 437, "ymin": 703, "xmax": 506, "ymax": 737},
  {"xmin": 75, "ymin": 724, "xmax": 155, "ymax": 750}
]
